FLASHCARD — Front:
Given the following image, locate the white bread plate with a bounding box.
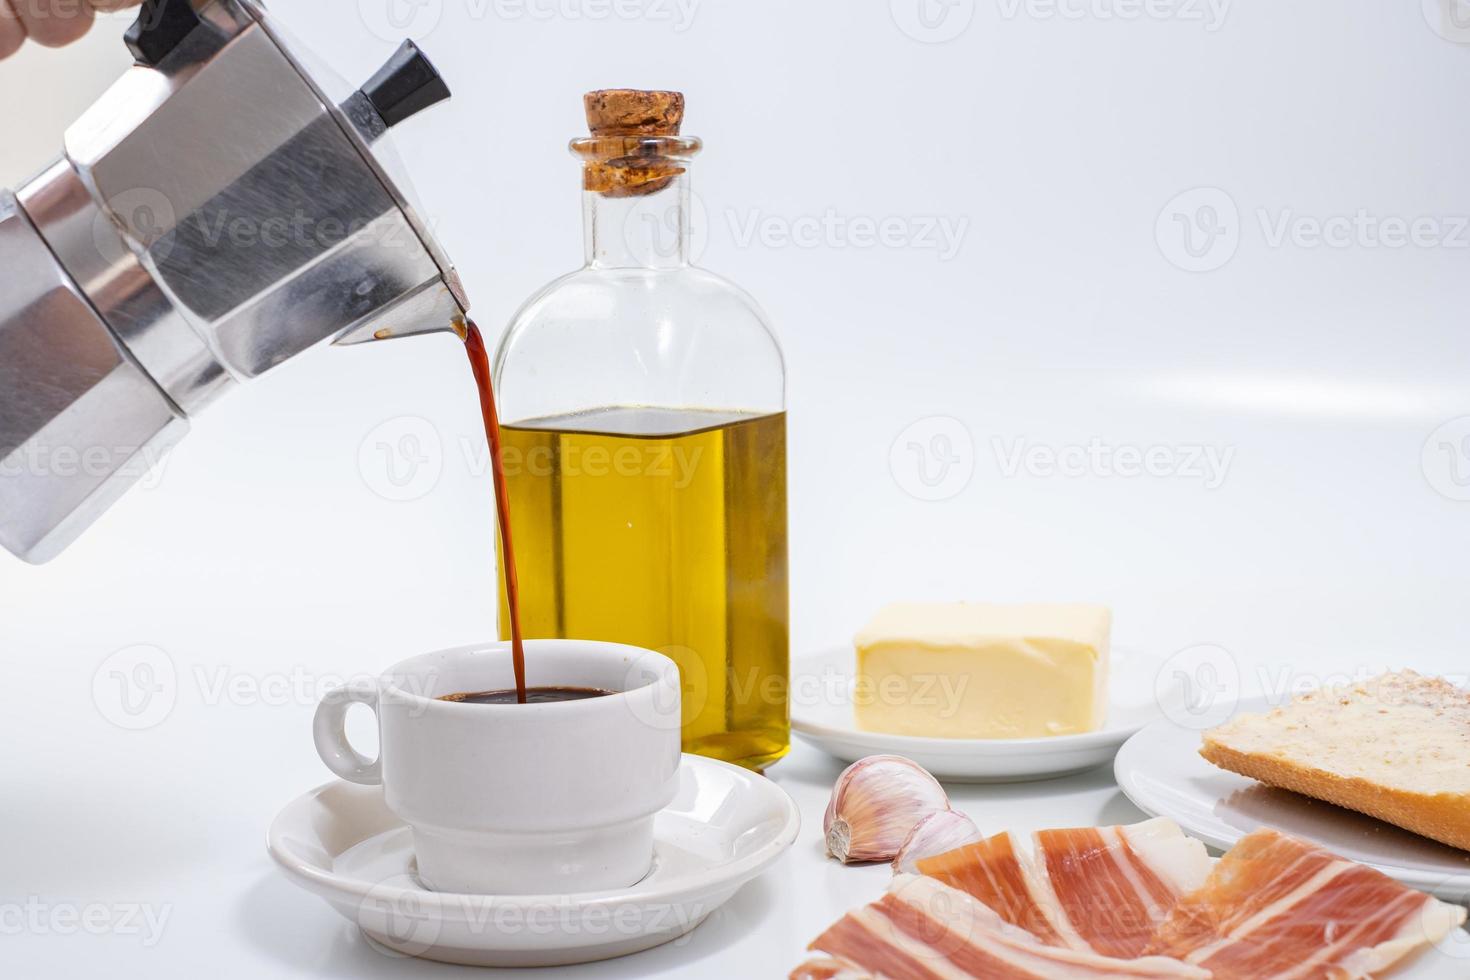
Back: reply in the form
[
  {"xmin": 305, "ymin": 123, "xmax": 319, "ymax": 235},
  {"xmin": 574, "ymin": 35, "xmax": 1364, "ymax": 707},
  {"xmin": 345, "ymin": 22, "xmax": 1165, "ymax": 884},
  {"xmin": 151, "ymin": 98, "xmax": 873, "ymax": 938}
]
[{"xmin": 1116, "ymin": 698, "xmax": 1470, "ymax": 903}]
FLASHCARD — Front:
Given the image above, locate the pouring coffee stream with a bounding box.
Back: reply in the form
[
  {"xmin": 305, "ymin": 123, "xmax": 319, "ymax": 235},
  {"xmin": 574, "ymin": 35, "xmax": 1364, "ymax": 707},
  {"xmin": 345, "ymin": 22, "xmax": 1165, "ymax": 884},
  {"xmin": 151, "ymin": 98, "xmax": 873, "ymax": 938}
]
[{"xmin": 460, "ymin": 319, "xmax": 529, "ymax": 703}]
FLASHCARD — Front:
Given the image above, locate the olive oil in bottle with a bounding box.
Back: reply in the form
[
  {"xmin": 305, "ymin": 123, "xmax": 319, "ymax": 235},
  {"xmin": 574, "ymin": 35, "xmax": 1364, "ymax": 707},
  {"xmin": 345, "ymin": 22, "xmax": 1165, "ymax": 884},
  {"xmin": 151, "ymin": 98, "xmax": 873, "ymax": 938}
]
[{"xmin": 498, "ymin": 408, "xmax": 789, "ymax": 769}]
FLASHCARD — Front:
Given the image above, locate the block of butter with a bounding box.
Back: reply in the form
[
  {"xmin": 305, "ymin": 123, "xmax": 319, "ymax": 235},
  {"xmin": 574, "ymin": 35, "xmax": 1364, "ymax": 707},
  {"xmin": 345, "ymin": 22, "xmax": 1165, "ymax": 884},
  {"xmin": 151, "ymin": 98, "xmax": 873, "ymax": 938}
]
[{"xmin": 854, "ymin": 602, "xmax": 1111, "ymax": 739}]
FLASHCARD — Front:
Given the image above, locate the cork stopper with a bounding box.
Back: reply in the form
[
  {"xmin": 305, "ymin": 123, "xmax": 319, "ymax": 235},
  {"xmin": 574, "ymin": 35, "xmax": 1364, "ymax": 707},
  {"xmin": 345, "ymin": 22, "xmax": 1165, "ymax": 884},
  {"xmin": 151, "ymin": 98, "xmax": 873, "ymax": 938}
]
[
  {"xmin": 577, "ymin": 89, "xmax": 696, "ymax": 198},
  {"xmin": 584, "ymin": 90, "xmax": 685, "ymax": 137}
]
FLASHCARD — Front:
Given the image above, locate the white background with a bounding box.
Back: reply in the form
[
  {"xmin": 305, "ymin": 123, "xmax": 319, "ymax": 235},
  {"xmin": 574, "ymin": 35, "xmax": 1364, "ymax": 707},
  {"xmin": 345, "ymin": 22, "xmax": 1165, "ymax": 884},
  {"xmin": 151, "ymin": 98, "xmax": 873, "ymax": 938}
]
[{"xmin": 2, "ymin": 1, "xmax": 1470, "ymax": 976}]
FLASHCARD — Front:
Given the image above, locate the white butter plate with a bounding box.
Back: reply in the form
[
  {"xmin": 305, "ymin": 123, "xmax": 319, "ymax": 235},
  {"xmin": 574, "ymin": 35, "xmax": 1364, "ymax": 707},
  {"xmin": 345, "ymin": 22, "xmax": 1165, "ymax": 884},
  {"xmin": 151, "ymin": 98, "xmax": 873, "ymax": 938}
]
[
  {"xmin": 267, "ymin": 755, "xmax": 800, "ymax": 967},
  {"xmin": 791, "ymin": 645, "xmax": 1173, "ymax": 782},
  {"xmin": 1115, "ymin": 701, "xmax": 1470, "ymax": 902}
]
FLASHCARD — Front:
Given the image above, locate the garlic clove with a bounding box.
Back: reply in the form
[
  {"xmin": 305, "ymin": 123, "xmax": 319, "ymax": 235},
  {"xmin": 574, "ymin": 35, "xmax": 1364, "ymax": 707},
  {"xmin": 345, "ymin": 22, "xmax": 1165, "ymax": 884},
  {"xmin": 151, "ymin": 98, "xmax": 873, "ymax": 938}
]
[
  {"xmin": 824, "ymin": 755, "xmax": 950, "ymax": 864},
  {"xmin": 892, "ymin": 808, "xmax": 983, "ymax": 873}
]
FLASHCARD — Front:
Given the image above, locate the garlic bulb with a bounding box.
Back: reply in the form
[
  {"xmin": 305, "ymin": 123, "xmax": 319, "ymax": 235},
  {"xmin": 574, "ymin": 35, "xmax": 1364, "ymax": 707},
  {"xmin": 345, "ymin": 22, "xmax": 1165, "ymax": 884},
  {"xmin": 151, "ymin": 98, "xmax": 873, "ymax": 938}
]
[
  {"xmin": 824, "ymin": 755, "xmax": 950, "ymax": 864},
  {"xmin": 892, "ymin": 808, "xmax": 982, "ymax": 873}
]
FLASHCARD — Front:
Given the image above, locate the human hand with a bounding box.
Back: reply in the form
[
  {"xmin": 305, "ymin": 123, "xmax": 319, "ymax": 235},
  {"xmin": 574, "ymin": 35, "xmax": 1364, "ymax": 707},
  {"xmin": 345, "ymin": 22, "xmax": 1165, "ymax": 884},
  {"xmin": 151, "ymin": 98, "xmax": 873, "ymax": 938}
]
[{"xmin": 0, "ymin": 0, "xmax": 143, "ymax": 60}]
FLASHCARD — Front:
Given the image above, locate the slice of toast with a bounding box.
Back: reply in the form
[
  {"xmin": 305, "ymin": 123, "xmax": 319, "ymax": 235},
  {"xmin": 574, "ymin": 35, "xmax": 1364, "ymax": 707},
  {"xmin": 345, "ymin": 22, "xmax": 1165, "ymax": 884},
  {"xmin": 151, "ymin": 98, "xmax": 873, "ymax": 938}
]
[{"xmin": 1201, "ymin": 670, "xmax": 1470, "ymax": 852}]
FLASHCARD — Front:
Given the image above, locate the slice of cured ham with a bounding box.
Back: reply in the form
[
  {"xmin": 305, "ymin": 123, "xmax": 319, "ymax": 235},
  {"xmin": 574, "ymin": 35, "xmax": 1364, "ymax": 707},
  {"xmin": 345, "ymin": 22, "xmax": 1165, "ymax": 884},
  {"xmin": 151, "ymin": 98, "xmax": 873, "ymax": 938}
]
[
  {"xmin": 914, "ymin": 825, "xmax": 1075, "ymax": 946},
  {"xmin": 789, "ymin": 957, "xmax": 873, "ymax": 980},
  {"xmin": 1146, "ymin": 829, "xmax": 1466, "ymax": 980},
  {"xmin": 915, "ymin": 817, "xmax": 1212, "ymax": 959},
  {"xmin": 807, "ymin": 874, "xmax": 1211, "ymax": 980}
]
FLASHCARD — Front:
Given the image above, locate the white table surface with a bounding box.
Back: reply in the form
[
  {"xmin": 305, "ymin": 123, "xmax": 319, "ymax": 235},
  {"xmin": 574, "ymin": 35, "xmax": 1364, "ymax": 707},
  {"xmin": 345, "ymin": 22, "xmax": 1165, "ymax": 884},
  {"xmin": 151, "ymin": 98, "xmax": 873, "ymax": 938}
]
[
  {"xmin": 5, "ymin": 387, "xmax": 1470, "ymax": 977},
  {"xmin": 5, "ymin": 633, "xmax": 1467, "ymax": 980},
  {"xmin": 0, "ymin": 719, "xmax": 1136, "ymax": 978}
]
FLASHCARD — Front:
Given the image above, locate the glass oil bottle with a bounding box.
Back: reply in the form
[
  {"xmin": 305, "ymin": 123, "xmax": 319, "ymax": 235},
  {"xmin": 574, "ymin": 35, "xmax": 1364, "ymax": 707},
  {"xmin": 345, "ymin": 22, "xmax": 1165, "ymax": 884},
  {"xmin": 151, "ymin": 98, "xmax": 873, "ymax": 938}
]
[{"xmin": 492, "ymin": 90, "xmax": 789, "ymax": 770}]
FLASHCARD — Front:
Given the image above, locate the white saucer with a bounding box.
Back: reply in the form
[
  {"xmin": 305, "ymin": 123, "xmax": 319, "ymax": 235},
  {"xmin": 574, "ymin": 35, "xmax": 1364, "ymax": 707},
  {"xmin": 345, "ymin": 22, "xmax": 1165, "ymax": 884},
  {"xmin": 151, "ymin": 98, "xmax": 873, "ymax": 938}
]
[
  {"xmin": 266, "ymin": 755, "xmax": 800, "ymax": 967},
  {"xmin": 791, "ymin": 646, "xmax": 1175, "ymax": 782},
  {"xmin": 1115, "ymin": 703, "xmax": 1470, "ymax": 901}
]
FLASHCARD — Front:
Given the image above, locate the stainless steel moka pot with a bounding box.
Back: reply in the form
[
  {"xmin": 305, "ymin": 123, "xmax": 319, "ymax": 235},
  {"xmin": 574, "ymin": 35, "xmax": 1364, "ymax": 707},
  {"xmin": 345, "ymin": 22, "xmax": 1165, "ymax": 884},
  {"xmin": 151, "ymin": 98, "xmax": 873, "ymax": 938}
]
[{"xmin": 0, "ymin": 0, "xmax": 467, "ymax": 563}]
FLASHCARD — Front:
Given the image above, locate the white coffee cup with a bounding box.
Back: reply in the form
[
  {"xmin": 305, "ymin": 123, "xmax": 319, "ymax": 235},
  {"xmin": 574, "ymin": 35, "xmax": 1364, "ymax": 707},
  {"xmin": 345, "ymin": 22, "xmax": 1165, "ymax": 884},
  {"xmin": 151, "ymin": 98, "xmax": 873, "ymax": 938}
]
[{"xmin": 313, "ymin": 640, "xmax": 682, "ymax": 895}]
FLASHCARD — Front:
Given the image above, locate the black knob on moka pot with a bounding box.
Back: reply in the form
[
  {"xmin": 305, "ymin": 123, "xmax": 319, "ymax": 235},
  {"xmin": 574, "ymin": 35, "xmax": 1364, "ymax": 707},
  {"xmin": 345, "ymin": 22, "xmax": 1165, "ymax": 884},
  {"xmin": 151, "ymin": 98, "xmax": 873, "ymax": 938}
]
[
  {"xmin": 124, "ymin": 0, "xmax": 204, "ymax": 67},
  {"xmin": 359, "ymin": 40, "xmax": 453, "ymax": 130}
]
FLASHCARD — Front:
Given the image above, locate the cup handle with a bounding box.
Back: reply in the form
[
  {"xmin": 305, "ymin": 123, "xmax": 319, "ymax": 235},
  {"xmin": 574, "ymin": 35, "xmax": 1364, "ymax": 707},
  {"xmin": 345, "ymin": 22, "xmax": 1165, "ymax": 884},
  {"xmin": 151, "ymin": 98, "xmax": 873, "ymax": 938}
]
[{"xmin": 313, "ymin": 682, "xmax": 382, "ymax": 785}]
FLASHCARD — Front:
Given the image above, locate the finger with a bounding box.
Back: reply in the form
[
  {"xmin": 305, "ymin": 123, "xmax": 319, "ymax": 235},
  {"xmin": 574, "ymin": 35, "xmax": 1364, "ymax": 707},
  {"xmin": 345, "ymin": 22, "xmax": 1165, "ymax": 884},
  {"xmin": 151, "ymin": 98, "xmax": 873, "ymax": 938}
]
[
  {"xmin": 0, "ymin": 0, "xmax": 26, "ymax": 60},
  {"xmin": 14, "ymin": 0, "xmax": 93, "ymax": 48}
]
